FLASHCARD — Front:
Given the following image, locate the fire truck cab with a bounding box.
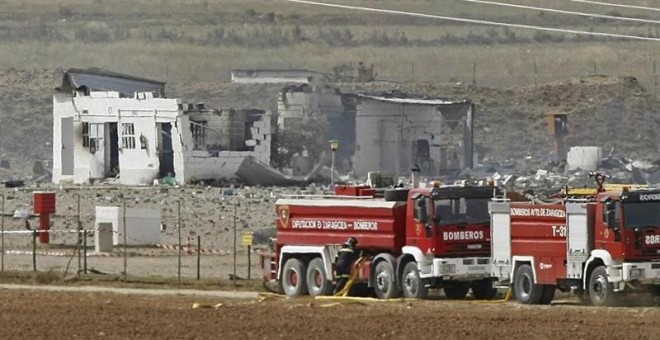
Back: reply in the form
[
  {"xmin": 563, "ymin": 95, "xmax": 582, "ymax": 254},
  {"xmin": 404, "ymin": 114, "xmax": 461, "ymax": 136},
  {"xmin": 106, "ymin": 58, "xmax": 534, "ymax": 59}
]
[
  {"xmin": 262, "ymin": 183, "xmax": 500, "ymax": 300},
  {"xmin": 490, "ymin": 188, "xmax": 660, "ymax": 306}
]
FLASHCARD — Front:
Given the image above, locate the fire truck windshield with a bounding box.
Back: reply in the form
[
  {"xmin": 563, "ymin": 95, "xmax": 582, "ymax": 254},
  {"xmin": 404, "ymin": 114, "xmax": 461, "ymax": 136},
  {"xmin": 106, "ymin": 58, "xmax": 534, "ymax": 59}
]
[
  {"xmin": 623, "ymin": 202, "xmax": 660, "ymax": 228},
  {"xmin": 433, "ymin": 198, "xmax": 490, "ymax": 225}
]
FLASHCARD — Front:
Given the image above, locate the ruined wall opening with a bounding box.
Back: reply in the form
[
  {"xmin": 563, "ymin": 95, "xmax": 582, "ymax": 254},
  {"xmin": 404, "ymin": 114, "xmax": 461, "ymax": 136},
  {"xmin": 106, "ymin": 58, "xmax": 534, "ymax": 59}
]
[
  {"xmin": 188, "ymin": 109, "xmax": 268, "ymax": 156},
  {"xmin": 158, "ymin": 122, "xmax": 174, "ymax": 177},
  {"xmin": 108, "ymin": 123, "xmax": 119, "ymax": 176}
]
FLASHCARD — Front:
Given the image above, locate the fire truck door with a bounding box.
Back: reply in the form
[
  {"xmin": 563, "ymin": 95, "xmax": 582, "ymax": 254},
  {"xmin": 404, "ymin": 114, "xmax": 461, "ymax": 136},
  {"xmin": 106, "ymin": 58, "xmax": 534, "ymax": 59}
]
[
  {"xmin": 566, "ymin": 202, "xmax": 590, "ymax": 279},
  {"xmin": 490, "ymin": 201, "xmax": 511, "ymax": 280}
]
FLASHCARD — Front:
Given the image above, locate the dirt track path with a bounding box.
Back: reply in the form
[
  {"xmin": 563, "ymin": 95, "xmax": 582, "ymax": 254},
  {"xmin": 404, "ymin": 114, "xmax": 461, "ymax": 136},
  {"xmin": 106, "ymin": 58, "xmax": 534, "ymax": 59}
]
[
  {"xmin": 0, "ymin": 283, "xmax": 258, "ymax": 299},
  {"xmin": 1, "ymin": 285, "xmax": 660, "ymax": 340}
]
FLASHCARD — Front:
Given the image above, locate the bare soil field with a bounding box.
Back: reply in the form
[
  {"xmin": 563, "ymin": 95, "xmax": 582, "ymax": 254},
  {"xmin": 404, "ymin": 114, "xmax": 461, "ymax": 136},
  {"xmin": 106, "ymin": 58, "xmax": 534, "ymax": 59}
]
[{"xmin": 1, "ymin": 289, "xmax": 659, "ymax": 340}]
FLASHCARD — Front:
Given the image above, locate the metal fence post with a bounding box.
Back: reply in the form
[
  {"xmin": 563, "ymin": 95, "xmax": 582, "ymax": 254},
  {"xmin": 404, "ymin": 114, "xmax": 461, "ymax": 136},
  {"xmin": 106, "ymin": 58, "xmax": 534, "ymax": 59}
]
[
  {"xmin": 122, "ymin": 196, "xmax": 127, "ymax": 281},
  {"xmin": 77, "ymin": 193, "xmax": 81, "ymax": 275},
  {"xmin": 196, "ymin": 235, "xmax": 201, "ymax": 280},
  {"xmin": 177, "ymin": 199, "xmax": 181, "ymax": 286},
  {"xmin": 233, "ymin": 201, "xmax": 237, "ymax": 286},
  {"xmin": 83, "ymin": 231, "xmax": 87, "ymax": 274},
  {"xmin": 32, "ymin": 231, "xmax": 37, "ymax": 272},
  {"xmin": 247, "ymin": 244, "xmax": 251, "ymax": 280}
]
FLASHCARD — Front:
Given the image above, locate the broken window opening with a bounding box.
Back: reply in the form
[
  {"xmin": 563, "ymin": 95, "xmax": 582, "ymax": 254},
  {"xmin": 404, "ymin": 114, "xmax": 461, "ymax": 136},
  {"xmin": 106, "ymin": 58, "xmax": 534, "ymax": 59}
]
[
  {"xmin": 190, "ymin": 120, "xmax": 208, "ymax": 150},
  {"xmin": 121, "ymin": 123, "xmax": 136, "ymax": 149},
  {"xmin": 89, "ymin": 139, "xmax": 97, "ymax": 154},
  {"xmin": 244, "ymin": 121, "xmax": 254, "ymax": 151},
  {"xmin": 82, "ymin": 122, "xmax": 90, "ymax": 147}
]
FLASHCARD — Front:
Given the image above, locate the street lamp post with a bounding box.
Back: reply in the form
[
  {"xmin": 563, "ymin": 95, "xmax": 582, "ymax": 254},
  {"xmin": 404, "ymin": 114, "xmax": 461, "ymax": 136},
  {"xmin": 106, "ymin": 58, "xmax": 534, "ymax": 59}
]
[{"xmin": 329, "ymin": 139, "xmax": 340, "ymax": 187}]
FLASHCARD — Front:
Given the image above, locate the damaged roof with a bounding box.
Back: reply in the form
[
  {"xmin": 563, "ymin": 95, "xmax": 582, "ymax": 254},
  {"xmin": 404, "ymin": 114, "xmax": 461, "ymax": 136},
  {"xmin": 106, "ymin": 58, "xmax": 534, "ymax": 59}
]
[
  {"xmin": 57, "ymin": 68, "xmax": 166, "ymax": 98},
  {"xmin": 231, "ymin": 68, "xmax": 327, "ymax": 75},
  {"xmin": 358, "ymin": 94, "xmax": 468, "ymax": 105}
]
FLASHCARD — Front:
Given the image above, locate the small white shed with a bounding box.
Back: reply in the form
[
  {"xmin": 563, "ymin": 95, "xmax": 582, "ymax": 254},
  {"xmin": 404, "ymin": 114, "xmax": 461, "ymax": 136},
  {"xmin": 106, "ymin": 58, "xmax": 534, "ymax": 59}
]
[{"xmin": 95, "ymin": 206, "xmax": 162, "ymax": 246}]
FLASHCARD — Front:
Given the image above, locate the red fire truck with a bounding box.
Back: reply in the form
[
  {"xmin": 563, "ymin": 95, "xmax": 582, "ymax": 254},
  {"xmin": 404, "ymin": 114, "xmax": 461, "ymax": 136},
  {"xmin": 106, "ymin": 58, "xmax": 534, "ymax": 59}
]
[
  {"xmin": 490, "ymin": 179, "xmax": 660, "ymax": 306},
  {"xmin": 261, "ymin": 183, "xmax": 500, "ymax": 299}
]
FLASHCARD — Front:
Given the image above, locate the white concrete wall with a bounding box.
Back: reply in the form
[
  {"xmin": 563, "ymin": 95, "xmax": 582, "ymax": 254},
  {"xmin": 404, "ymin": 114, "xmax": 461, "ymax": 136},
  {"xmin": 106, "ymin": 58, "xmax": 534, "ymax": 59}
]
[
  {"xmin": 53, "ymin": 91, "xmax": 183, "ymax": 185},
  {"xmin": 277, "ymin": 91, "xmax": 344, "ymax": 129},
  {"xmin": 277, "ymin": 92, "xmax": 313, "ymax": 129},
  {"xmin": 181, "ymin": 112, "xmax": 271, "ymax": 182},
  {"xmin": 52, "ymin": 93, "xmax": 75, "ymax": 183},
  {"xmin": 353, "ymin": 100, "xmax": 443, "ymax": 177},
  {"xmin": 54, "ymin": 91, "xmax": 271, "ymax": 185}
]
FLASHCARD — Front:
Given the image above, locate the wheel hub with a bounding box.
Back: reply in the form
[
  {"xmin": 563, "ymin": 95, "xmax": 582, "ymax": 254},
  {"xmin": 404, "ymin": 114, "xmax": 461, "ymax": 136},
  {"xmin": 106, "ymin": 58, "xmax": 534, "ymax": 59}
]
[
  {"xmin": 405, "ymin": 272, "xmax": 417, "ymax": 295},
  {"xmin": 592, "ymin": 276, "xmax": 606, "ymax": 298},
  {"xmin": 314, "ymin": 270, "xmax": 323, "ymax": 287},
  {"xmin": 289, "ymin": 270, "xmax": 298, "ymax": 286},
  {"xmin": 520, "ymin": 274, "xmax": 531, "ymax": 298},
  {"xmin": 376, "ymin": 272, "xmax": 390, "ymax": 291}
]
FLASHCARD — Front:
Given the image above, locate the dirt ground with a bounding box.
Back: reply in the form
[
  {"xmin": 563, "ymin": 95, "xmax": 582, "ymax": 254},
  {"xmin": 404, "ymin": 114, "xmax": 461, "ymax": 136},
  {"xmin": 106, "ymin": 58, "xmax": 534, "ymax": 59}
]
[{"xmin": 1, "ymin": 289, "xmax": 659, "ymax": 340}]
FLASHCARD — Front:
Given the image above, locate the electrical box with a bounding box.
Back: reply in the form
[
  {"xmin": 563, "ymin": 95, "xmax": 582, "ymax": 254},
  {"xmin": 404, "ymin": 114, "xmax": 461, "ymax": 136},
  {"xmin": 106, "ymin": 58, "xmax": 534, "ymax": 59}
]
[{"xmin": 33, "ymin": 191, "xmax": 56, "ymax": 214}]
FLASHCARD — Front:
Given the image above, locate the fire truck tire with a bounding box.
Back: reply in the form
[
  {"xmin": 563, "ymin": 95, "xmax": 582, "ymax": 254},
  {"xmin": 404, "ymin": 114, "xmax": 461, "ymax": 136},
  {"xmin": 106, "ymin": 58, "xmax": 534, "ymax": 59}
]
[
  {"xmin": 384, "ymin": 189, "xmax": 409, "ymax": 202},
  {"xmin": 444, "ymin": 283, "xmax": 469, "ymax": 299},
  {"xmin": 471, "ymin": 279, "xmax": 497, "ymax": 300},
  {"xmin": 513, "ymin": 264, "xmax": 543, "ymax": 304},
  {"xmin": 401, "ymin": 261, "xmax": 429, "ymax": 299},
  {"xmin": 574, "ymin": 289, "xmax": 590, "ymax": 305},
  {"xmin": 588, "ymin": 266, "xmax": 615, "ymax": 307},
  {"xmin": 373, "ymin": 261, "xmax": 401, "ymax": 299},
  {"xmin": 306, "ymin": 258, "xmax": 333, "ymax": 296},
  {"xmin": 540, "ymin": 285, "xmax": 555, "ymax": 305},
  {"xmin": 281, "ymin": 258, "xmax": 308, "ymax": 297}
]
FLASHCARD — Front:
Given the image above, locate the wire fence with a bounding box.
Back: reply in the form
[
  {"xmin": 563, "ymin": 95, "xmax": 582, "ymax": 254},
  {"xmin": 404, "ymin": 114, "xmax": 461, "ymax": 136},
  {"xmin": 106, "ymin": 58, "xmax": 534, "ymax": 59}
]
[{"xmin": 0, "ymin": 187, "xmax": 268, "ymax": 284}]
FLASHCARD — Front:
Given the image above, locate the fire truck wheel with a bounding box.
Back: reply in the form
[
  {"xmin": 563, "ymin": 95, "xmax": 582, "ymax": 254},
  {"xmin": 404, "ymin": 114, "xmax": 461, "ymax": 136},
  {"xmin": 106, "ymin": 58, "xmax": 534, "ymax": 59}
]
[
  {"xmin": 401, "ymin": 261, "xmax": 428, "ymax": 299},
  {"xmin": 281, "ymin": 258, "xmax": 308, "ymax": 297},
  {"xmin": 513, "ymin": 264, "xmax": 543, "ymax": 304},
  {"xmin": 574, "ymin": 289, "xmax": 590, "ymax": 305},
  {"xmin": 373, "ymin": 261, "xmax": 401, "ymax": 299},
  {"xmin": 443, "ymin": 283, "xmax": 469, "ymax": 299},
  {"xmin": 471, "ymin": 279, "xmax": 497, "ymax": 300},
  {"xmin": 306, "ymin": 258, "xmax": 332, "ymax": 296},
  {"xmin": 588, "ymin": 266, "xmax": 615, "ymax": 307},
  {"xmin": 540, "ymin": 285, "xmax": 555, "ymax": 305}
]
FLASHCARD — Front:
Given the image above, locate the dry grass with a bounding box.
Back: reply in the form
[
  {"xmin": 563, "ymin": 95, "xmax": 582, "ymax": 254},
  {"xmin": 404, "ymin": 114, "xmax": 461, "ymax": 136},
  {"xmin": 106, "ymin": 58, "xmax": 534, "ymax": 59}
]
[{"xmin": 0, "ymin": 0, "xmax": 659, "ymax": 88}]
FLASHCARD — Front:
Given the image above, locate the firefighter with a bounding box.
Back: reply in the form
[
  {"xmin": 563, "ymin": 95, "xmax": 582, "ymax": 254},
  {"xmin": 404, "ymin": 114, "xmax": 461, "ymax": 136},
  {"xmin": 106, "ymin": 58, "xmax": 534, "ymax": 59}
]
[{"xmin": 333, "ymin": 237, "xmax": 359, "ymax": 295}]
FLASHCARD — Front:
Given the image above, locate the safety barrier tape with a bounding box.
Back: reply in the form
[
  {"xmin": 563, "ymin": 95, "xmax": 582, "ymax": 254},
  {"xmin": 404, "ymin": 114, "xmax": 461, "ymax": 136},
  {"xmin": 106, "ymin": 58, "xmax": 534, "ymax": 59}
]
[
  {"xmin": 155, "ymin": 243, "xmax": 231, "ymax": 255},
  {"xmin": 2, "ymin": 249, "xmax": 231, "ymax": 257},
  {"xmin": 0, "ymin": 230, "xmax": 84, "ymax": 234}
]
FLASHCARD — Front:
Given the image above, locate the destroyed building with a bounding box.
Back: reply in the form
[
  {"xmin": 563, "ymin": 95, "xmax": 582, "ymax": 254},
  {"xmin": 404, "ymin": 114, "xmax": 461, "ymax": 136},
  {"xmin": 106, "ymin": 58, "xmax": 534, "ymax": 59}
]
[
  {"xmin": 278, "ymin": 85, "xmax": 474, "ymax": 178},
  {"xmin": 52, "ymin": 68, "xmax": 271, "ymax": 185}
]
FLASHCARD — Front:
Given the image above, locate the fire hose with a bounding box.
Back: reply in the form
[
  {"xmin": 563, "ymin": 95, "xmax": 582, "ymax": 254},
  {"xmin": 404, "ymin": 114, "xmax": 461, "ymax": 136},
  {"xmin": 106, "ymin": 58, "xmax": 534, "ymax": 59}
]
[
  {"xmin": 328, "ymin": 256, "xmax": 513, "ymax": 303},
  {"xmin": 332, "ymin": 256, "xmax": 366, "ymax": 297}
]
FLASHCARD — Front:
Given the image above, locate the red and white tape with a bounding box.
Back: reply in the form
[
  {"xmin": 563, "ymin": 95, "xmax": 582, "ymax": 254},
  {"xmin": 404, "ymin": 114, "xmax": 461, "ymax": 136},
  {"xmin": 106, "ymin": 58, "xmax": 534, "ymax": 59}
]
[
  {"xmin": 155, "ymin": 243, "xmax": 231, "ymax": 255},
  {"xmin": 3, "ymin": 248, "xmax": 232, "ymax": 257}
]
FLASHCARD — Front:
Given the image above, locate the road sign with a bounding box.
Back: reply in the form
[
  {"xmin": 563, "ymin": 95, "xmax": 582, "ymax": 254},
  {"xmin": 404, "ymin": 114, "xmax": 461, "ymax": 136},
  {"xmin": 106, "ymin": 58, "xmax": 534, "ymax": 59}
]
[{"xmin": 241, "ymin": 232, "xmax": 254, "ymax": 247}]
